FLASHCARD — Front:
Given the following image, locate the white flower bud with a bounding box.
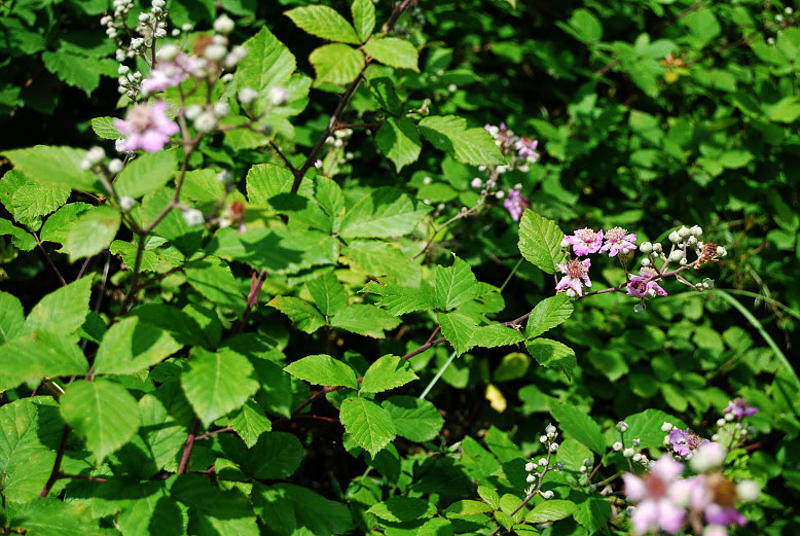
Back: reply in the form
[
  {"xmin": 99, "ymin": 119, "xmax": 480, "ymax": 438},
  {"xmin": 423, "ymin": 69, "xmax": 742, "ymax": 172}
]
[
  {"xmin": 525, "ymin": 462, "xmax": 536, "ymax": 472},
  {"xmin": 669, "ymin": 249, "xmax": 685, "ymax": 262},
  {"xmin": 678, "ymin": 225, "xmax": 690, "ymax": 238},
  {"xmin": 691, "ymin": 442, "xmax": 727, "ymax": 473},
  {"xmin": 639, "ymin": 242, "xmax": 653, "ymax": 253},
  {"xmin": 716, "ymin": 418, "xmax": 726, "ymax": 427},
  {"xmin": 716, "ymin": 246, "xmax": 727, "ymax": 257},
  {"xmin": 545, "ymin": 425, "xmax": 557, "ymax": 435},
  {"xmin": 119, "ymin": 196, "xmax": 135, "ymax": 211},
  {"xmin": 702, "ymin": 278, "xmax": 715, "ymax": 290},
  {"xmin": 212, "ymin": 101, "xmax": 230, "ymax": 117},
  {"xmin": 632, "ymin": 438, "xmax": 640, "ymax": 447},
  {"xmin": 613, "ymin": 441, "xmax": 623, "ymax": 451},
  {"xmin": 185, "ymin": 104, "xmax": 203, "ymax": 121},
  {"xmin": 471, "ymin": 178, "xmax": 482, "ymax": 188},
  {"xmin": 181, "ymin": 23, "xmax": 193, "ymax": 32},
  {"xmin": 152, "ymin": 0, "xmax": 166, "ymax": 8},
  {"xmin": 687, "ymin": 235, "xmax": 697, "ymax": 246},
  {"xmin": 690, "ymin": 225, "xmax": 703, "ymax": 236},
  {"xmin": 633, "ymin": 303, "xmax": 644, "ymax": 313},
  {"xmin": 668, "ymin": 231, "xmax": 681, "ymax": 243},
  {"xmin": 661, "ymin": 422, "xmax": 673, "ymax": 432},
  {"xmin": 182, "ymin": 208, "xmax": 204, "ymax": 226},
  {"xmin": 616, "ymin": 421, "xmax": 629, "ymax": 432},
  {"xmin": 737, "ymin": 480, "xmax": 759, "ymax": 501},
  {"xmin": 204, "ymin": 44, "xmax": 227, "ymax": 62},
  {"xmin": 580, "ymin": 465, "xmax": 587, "ymax": 473},
  {"xmin": 107, "ymin": 158, "xmax": 124, "ymax": 174},
  {"xmin": 156, "ymin": 43, "xmax": 180, "ymax": 62},
  {"xmin": 623, "ymin": 448, "xmax": 634, "ymax": 458},
  {"xmin": 526, "ymin": 473, "xmax": 536, "ymax": 483},
  {"xmin": 542, "ymin": 490, "xmax": 554, "ymax": 500},
  {"xmin": 633, "ymin": 453, "xmax": 643, "ymax": 462},
  {"xmin": 193, "ymin": 111, "xmax": 218, "ymax": 132},
  {"xmin": 641, "ymin": 258, "xmax": 651, "ymax": 267},
  {"xmin": 495, "ymin": 190, "xmax": 505, "ymax": 199},
  {"xmin": 118, "ymin": 64, "xmax": 130, "ymax": 75},
  {"xmin": 538, "ymin": 458, "xmax": 548, "ymax": 467},
  {"xmin": 549, "ymin": 443, "xmax": 559, "ymax": 452},
  {"xmin": 238, "ymin": 87, "xmax": 259, "ymax": 105},
  {"xmin": 539, "ymin": 435, "xmax": 548, "ymax": 444},
  {"xmin": 213, "ymin": 14, "xmax": 235, "ymax": 35},
  {"xmin": 86, "ymin": 146, "xmax": 106, "ymax": 165},
  {"xmin": 268, "ymin": 86, "xmax": 288, "ymax": 106}
]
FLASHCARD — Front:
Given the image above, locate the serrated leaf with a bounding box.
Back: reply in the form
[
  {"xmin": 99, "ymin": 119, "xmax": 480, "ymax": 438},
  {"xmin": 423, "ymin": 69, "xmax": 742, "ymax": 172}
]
[
  {"xmin": 10, "ymin": 499, "xmax": 115, "ymax": 536},
  {"xmin": 172, "ymin": 475, "xmax": 259, "ymax": 536},
  {"xmin": 470, "ymin": 324, "xmax": 525, "ymax": 349},
  {"xmin": 343, "ymin": 239, "xmax": 423, "ymax": 287},
  {"xmin": 573, "ymin": 495, "xmax": 611, "ymax": 533},
  {"xmin": 0, "ymin": 331, "xmax": 88, "ymax": 392},
  {"xmin": 268, "ymin": 295, "xmax": 326, "ymax": 333},
  {"xmin": 526, "ymin": 337, "xmax": 576, "ymax": 380},
  {"xmin": 331, "ymin": 304, "xmax": 401, "ymax": 338},
  {"xmin": 309, "ymin": 43, "xmax": 365, "ymax": 86},
  {"xmin": 518, "ymin": 209, "xmax": 566, "ymax": 274},
  {"xmin": 418, "ymin": 115, "xmax": 503, "ymax": 166},
  {"xmin": 769, "ymin": 96, "xmax": 800, "ymax": 123},
  {"xmin": 340, "ymin": 397, "xmax": 396, "ymax": 456},
  {"xmin": 40, "ymin": 203, "xmax": 93, "ymax": 247},
  {"xmin": 0, "ymin": 291, "xmax": 25, "ymax": 344},
  {"xmin": 0, "ymin": 169, "xmax": 70, "ymax": 229},
  {"xmin": 306, "ymin": 271, "xmax": 348, "ymax": 316},
  {"xmin": 93, "ymin": 316, "xmax": 183, "ymax": 375},
  {"xmin": 361, "ymin": 281, "xmax": 432, "ymax": 316},
  {"xmin": 550, "ymin": 403, "xmax": 605, "ymax": 454},
  {"xmin": 526, "ymin": 499, "xmax": 577, "ymax": 523},
  {"xmin": 341, "ymin": 187, "xmax": 429, "ymax": 238},
  {"xmin": 364, "ymin": 37, "xmax": 419, "ymax": 71},
  {"xmin": 229, "ymin": 400, "xmax": 272, "ymax": 448},
  {"xmin": 0, "ymin": 397, "xmax": 63, "ymax": 503},
  {"xmin": 26, "ymin": 275, "xmax": 93, "ymax": 335},
  {"xmin": 360, "ymin": 355, "xmax": 418, "ymax": 394},
  {"xmin": 434, "ymin": 256, "xmax": 480, "ymax": 310},
  {"xmin": 90, "ymin": 117, "xmax": 121, "ymax": 139},
  {"xmin": 382, "ymin": 395, "xmax": 443, "ymax": 442},
  {"xmin": 0, "ymin": 218, "xmax": 35, "ymax": 251},
  {"xmin": 437, "ymin": 311, "xmax": 478, "ymax": 355},
  {"xmin": 236, "ymin": 26, "xmax": 296, "ymax": 94},
  {"xmin": 367, "ymin": 497, "xmax": 435, "ymax": 522},
  {"xmin": 222, "ymin": 430, "xmax": 302, "ymax": 479},
  {"xmin": 493, "ymin": 352, "xmax": 530, "ymax": 382},
  {"xmin": 351, "ymin": 0, "xmax": 375, "ymax": 42},
  {"xmin": 284, "ymin": 354, "xmax": 358, "ymax": 389},
  {"xmin": 138, "ymin": 389, "xmax": 192, "ymax": 472},
  {"xmin": 60, "ymin": 379, "xmax": 141, "ymax": 463},
  {"xmin": 115, "ymin": 149, "xmax": 178, "ymax": 199},
  {"xmin": 184, "ymin": 256, "xmax": 246, "ymax": 315},
  {"xmin": 181, "ymin": 347, "xmax": 259, "ymax": 426},
  {"xmin": 526, "ymin": 294, "xmax": 574, "ymax": 338},
  {"xmin": 42, "ymin": 50, "xmax": 116, "ymax": 95},
  {"xmin": 2, "ymin": 145, "xmax": 101, "ymax": 192},
  {"xmin": 252, "ymin": 482, "xmax": 352, "ymax": 536},
  {"xmin": 376, "ymin": 117, "xmax": 421, "ymax": 172},
  {"xmin": 285, "ymin": 5, "xmax": 360, "ymax": 44},
  {"xmin": 63, "ymin": 205, "xmax": 120, "ymax": 261}
]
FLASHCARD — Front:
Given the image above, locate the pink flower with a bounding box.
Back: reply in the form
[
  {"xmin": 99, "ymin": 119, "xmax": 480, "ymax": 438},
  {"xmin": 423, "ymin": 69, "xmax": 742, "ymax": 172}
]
[
  {"xmin": 141, "ymin": 54, "xmax": 199, "ymax": 94},
  {"xmin": 514, "ymin": 137, "xmax": 540, "ymax": 161},
  {"xmin": 600, "ymin": 226, "xmax": 637, "ymax": 257},
  {"xmin": 503, "ymin": 189, "xmax": 529, "ymax": 221},
  {"xmin": 627, "ymin": 275, "xmax": 668, "ymax": 298},
  {"xmin": 564, "ymin": 228, "xmax": 603, "ymax": 256},
  {"xmin": 555, "ymin": 258, "xmax": 592, "ymax": 296},
  {"xmin": 674, "ymin": 474, "xmax": 747, "ymax": 530},
  {"xmin": 624, "ymin": 455, "xmax": 686, "ymax": 534},
  {"xmin": 668, "ymin": 428, "xmax": 704, "ymax": 457},
  {"xmin": 705, "ymin": 504, "xmax": 746, "ymax": 526},
  {"xmin": 115, "ymin": 102, "xmax": 179, "ymax": 153},
  {"xmin": 723, "ymin": 398, "xmax": 758, "ymax": 419}
]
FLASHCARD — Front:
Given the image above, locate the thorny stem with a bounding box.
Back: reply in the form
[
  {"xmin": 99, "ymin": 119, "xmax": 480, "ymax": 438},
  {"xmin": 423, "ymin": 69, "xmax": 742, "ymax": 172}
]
[{"xmin": 288, "ymin": 0, "xmax": 418, "ymax": 195}]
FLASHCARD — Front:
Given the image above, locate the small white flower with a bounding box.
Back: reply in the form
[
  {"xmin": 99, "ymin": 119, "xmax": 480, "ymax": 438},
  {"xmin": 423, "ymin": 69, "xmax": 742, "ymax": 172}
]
[
  {"xmin": 470, "ymin": 178, "xmax": 482, "ymax": 188},
  {"xmin": 212, "ymin": 101, "xmax": 230, "ymax": 117},
  {"xmin": 633, "ymin": 453, "xmax": 643, "ymax": 462},
  {"xmin": 447, "ymin": 83, "xmax": 457, "ymax": 92},
  {"xmin": 668, "ymin": 231, "xmax": 681, "ymax": 243},
  {"xmin": 213, "ymin": 14, "xmax": 235, "ymax": 35},
  {"xmin": 539, "ymin": 435, "xmax": 548, "ymax": 444},
  {"xmin": 185, "ymin": 105, "xmax": 203, "ymax": 121},
  {"xmin": 623, "ymin": 448, "xmax": 634, "ymax": 458},
  {"xmin": 495, "ymin": 190, "xmax": 505, "ymax": 199},
  {"xmin": 716, "ymin": 246, "xmax": 727, "ymax": 257},
  {"xmin": 525, "ymin": 462, "xmax": 536, "ymax": 472},
  {"xmin": 716, "ymin": 418, "xmax": 726, "ymax": 427},
  {"xmin": 549, "ymin": 443, "xmax": 559, "ymax": 453},
  {"xmin": 613, "ymin": 441, "xmax": 623, "ymax": 451},
  {"xmin": 268, "ymin": 86, "xmax": 288, "ymax": 106},
  {"xmin": 526, "ymin": 473, "xmax": 536, "ymax": 483},
  {"xmin": 422, "ymin": 176, "xmax": 433, "ymax": 185},
  {"xmin": 545, "ymin": 425, "xmax": 557, "ymax": 436},
  {"xmin": 204, "ymin": 44, "xmax": 227, "ymax": 62},
  {"xmin": 661, "ymin": 422, "xmax": 673, "ymax": 432},
  {"xmin": 737, "ymin": 480, "xmax": 760, "ymax": 501},
  {"xmin": 579, "ymin": 465, "xmax": 587, "ymax": 473},
  {"xmin": 690, "ymin": 225, "xmax": 703, "ymax": 236},
  {"xmin": 107, "ymin": 159, "xmax": 124, "ymax": 174},
  {"xmin": 542, "ymin": 490, "xmax": 554, "ymax": 500},
  {"xmin": 193, "ymin": 111, "xmax": 218, "ymax": 132},
  {"xmin": 538, "ymin": 458, "xmax": 548, "ymax": 467},
  {"xmin": 182, "ymin": 208, "xmax": 204, "ymax": 226},
  {"xmin": 669, "ymin": 249, "xmax": 685, "ymax": 262},
  {"xmin": 119, "ymin": 196, "xmax": 135, "ymax": 211},
  {"xmin": 691, "ymin": 442, "xmax": 727, "ymax": 473},
  {"xmin": 616, "ymin": 421, "xmax": 629, "ymax": 433},
  {"xmin": 156, "ymin": 43, "xmax": 180, "ymax": 62}
]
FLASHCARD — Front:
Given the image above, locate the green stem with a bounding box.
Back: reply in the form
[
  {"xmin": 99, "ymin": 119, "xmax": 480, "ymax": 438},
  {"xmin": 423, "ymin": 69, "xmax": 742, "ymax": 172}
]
[{"xmin": 419, "ymin": 350, "xmax": 457, "ymax": 400}]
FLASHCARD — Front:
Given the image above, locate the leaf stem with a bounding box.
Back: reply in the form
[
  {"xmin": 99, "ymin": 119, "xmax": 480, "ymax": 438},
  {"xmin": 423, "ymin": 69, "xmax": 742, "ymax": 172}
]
[{"xmin": 177, "ymin": 418, "xmax": 200, "ymax": 474}]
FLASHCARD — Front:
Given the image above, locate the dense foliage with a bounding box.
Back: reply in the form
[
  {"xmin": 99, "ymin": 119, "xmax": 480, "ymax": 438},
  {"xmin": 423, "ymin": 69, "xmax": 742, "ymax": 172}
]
[{"xmin": 1, "ymin": 0, "xmax": 799, "ymax": 535}]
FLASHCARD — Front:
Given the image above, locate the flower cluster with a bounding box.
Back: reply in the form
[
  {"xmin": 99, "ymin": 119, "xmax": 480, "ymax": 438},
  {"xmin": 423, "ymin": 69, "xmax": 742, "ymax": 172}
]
[
  {"xmin": 114, "ymin": 102, "xmax": 179, "ymax": 153},
  {"xmin": 522, "ymin": 424, "xmax": 560, "ymax": 497},
  {"xmin": 484, "ymin": 123, "xmax": 540, "ymax": 168}
]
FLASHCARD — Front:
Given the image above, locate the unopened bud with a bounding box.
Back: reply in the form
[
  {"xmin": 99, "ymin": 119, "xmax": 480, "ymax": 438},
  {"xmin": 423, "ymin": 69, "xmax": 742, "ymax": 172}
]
[
  {"xmin": 107, "ymin": 159, "xmax": 124, "ymax": 174},
  {"xmin": 119, "ymin": 196, "xmax": 135, "ymax": 211},
  {"xmin": 213, "ymin": 14, "xmax": 235, "ymax": 35},
  {"xmin": 268, "ymin": 86, "xmax": 288, "ymax": 106}
]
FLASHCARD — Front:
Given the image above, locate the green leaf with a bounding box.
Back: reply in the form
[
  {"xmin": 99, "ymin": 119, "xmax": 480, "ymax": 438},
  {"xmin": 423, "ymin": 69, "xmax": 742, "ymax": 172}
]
[
  {"xmin": 351, "ymin": 0, "xmax": 375, "ymax": 42},
  {"xmin": 90, "ymin": 117, "xmax": 121, "ymax": 139},
  {"xmin": 0, "ymin": 169, "xmax": 70, "ymax": 228},
  {"xmin": 361, "ymin": 281, "xmax": 432, "ymax": 316},
  {"xmin": 40, "ymin": 203, "xmax": 92, "ymax": 247},
  {"xmin": 564, "ymin": 9, "xmax": 602, "ymax": 44},
  {"xmin": 252, "ymin": 482, "xmax": 352, "ymax": 536},
  {"xmin": 340, "ymin": 397, "xmax": 396, "ymax": 456},
  {"xmin": 376, "ymin": 117, "xmax": 421, "ymax": 172},
  {"xmin": 60, "ymin": 379, "xmax": 141, "ymax": 463},
  {"xmin": 493, "ymin": 352, "xmax": 530, "ymax": 382},
  {"xmin": 340, "ymin": 187, "xmax": 429, "ymax": 238},
  {"xmin": 184, "ymin": 256, "xmax": 246, "ymax": 315},
  {"xmin": 343, "ymin": 239, "xmax": 423, "ymax": 287},
  {"xmin": 42, "ymin": 51, "xmax": 116, "ymax": 95},
  {"xmin": 434, "ymin": 255, "xmax": 480, "ymax": 311},
  {"xmin": 223, "ymin": 431, "xmax": 302, "ymax": 479},
  {"xmin": 10, "ymin": 499, "xmax": 115, "ymax": 536},
  {"xmin": 436, "ymin": 311, "xmax": 478, "ymax": 355},
  {"xmin": 309, "ymin": 44, "xmax": 365, "ymax": 86},
  {"xmin": 0, "ymin": 397, "xmax": 63, "ymax": 503},
  {"xmin": 470, "ymin": 325, "xmax": 525, "ymax": 349},
  {"xmin": 138, "ymin": 389, "xmax": 192, "ymax": 472},
  {"xmin": 368, "ymin": 76, "xmax": 403, "ymax": 115},
  {"xmin": 0, "ymin": 332, "xmax": 88, "ymax": 392},
  {"xmin": 181, "ymin": 347, "xmax": 259, "ymax": 426},
  {"xmin": 284, "ymin": 354, "xmax": 358, "ymax": 389},
  {"xmin": 285, "ymin": 5, "xmax": 360, "ymax": 44},
  {"xmin": 229, "ymin": 400, "xmax": 272, "ymax": 448},
  {"xmin": 360, "ymin": 355, "xmax": 418, "ymax": 394},
  {"xmin": 0, "ymin": 218, "xmax": 35, "ymax": 251},
  {"xmin": 268, "ymin": 295, "xmax": 326, "ymax": 333},
  {"xmin": 115, "ymin": 149, "xmax": 178, "ymax": 199},
  {"xmin": 769, "ymin": 96, "xmax": 800, "ymax": 123},
  {"xmin": 236, "ymin": 27, "xmax": 296, "ymax": 94},
  {"xmin": 624, "ymin": 409, "xmax": 686, "ymax": 449},
  {"xmin": 382, "ymin": 395, "xmax": 443, "ymax": 442},
  {"xmin": 518, "ymin": 209, "xmax": 566, "ymax": 274},
  {"xmin": 2, "ymin": 145, "xmax": 101, "ymax": 193},
  {"xmin": 64, "ymin": 205, "xmax": 121, "ymax": 261},
  {"xmin": 526, "ymin": 294, "xmax": 574, "ymax": 338},
  {"xmin": 306, "ymin": 271, "xmax": 348, "ymax": 316},
  {"xmin": 172, "ymin": 475, "xmax": 259, "ymax": 536},
  {"xmin": 573, "ymin": 495, "xmax": 611, "ymax": 533},
  {"xmin": 0, "ymin": 291, "xmax": 25, "ymax": 344},
  {"xmin": 550, "ymin": 403, "xmax": 605, "ymax": 454},
  {"xmin": 364, "ymin": 37, "xmax": 419, "ymax": 71},
  {"xmin": 93, "ymin": 317, "xmax": 183, "ymax": 375},
  {"xmin": 526, "ymin": 499, "xmax": 577, "ymax": 523},
  {"xmin": 322, "ymin": 300, "xmax": 404, "ymax": 332},
  {"xmin": 418, "ymin": 115, "xmax": 504, "ymax": 166},
  {"xmin": 526, "ymin": 338, "xmax": 576, "ymax": 380},
  {"xmin": 26, "ymin": 275, "xmax": 93, "ymax": 335},
  {"xmin": 367, "ymin": 497, "xmax": 435, "ymax": 522}
]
